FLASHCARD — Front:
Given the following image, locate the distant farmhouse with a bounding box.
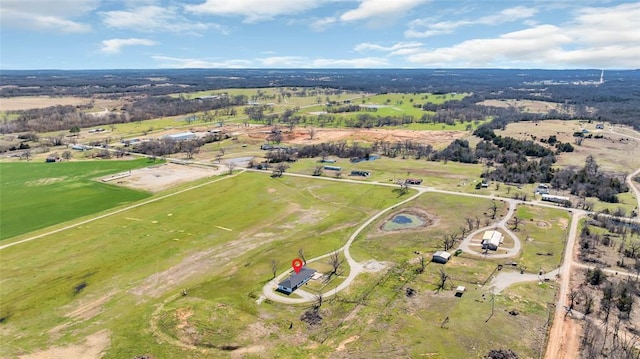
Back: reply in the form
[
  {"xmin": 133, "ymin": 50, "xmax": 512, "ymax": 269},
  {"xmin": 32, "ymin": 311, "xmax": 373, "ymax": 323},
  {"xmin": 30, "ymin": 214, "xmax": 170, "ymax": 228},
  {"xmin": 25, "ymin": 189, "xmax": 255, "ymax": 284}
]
[
  {"xmin": 432, "ymin": 251, "xmax": 451, "ymax": 264},
  {"xmin": 404, "ymin": 178, "xmax": 423, "ymax": 185},
  {"xmin": 482, "ymin": 230, "xmax": 503, "ymax": 251},
  {"xmin": 163, "ymin": 132, "xmax": 196, "ymax": 141},
  {"xmin": 535, "ymin": 184, "xmax": 550, "ymax": 195},
  {"xmin": 277, "ymin": 267, "xmax": 316, "ymax": 294}
]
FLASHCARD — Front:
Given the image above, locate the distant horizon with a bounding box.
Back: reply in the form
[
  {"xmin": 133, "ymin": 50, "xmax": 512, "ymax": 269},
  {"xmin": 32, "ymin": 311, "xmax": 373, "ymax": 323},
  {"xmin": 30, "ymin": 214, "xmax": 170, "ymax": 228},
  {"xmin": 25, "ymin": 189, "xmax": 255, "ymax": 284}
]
[
  {"xmin": 2, "ymin": 67, "xmax": 638, "ymax": 72},
  {"xmin": 1, "ymin": 1, "xmax": 638, "ymax": 70}
]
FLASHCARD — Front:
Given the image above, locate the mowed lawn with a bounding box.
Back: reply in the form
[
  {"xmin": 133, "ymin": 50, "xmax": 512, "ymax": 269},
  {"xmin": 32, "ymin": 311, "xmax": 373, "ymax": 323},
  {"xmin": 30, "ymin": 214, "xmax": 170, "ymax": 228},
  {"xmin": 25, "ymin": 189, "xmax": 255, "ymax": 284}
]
[{"xmin": 0, "ymin": 159, "xmax": 153, "ymax": 240}]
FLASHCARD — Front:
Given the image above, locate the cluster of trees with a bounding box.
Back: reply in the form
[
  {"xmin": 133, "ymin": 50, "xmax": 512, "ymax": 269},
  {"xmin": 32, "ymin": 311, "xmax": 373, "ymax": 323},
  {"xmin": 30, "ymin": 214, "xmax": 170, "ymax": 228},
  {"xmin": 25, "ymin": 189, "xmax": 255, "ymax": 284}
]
[
  {"xmin": 579, "ymin": 266, "xmax": 639, "ymax": 358},
  {"xmin": 551, "ymin": 156, "xmax": 628, "ymax": 202},
  {"xmin": 130, "ymin": 135, "xmax": 219, "ymax": 159},
  {"xmin": 0, "ymin": 95, "xmax": 246, "ymax": 134}
]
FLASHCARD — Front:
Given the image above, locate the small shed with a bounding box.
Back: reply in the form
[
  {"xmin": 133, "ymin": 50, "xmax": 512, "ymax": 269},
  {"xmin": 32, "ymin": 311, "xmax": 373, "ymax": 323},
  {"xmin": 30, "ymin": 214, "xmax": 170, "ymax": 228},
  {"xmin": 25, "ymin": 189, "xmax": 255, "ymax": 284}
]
[
  {"xmin": 277, "ymin": 267, "xmax": 316, "ymax": 294},
  {"xmin": 432, "ymin": 251, "xmax": 452, "ymax": 264},
  {"xmin": 482, "ymin": 230, "xmax": 503, "ymax": 251}
]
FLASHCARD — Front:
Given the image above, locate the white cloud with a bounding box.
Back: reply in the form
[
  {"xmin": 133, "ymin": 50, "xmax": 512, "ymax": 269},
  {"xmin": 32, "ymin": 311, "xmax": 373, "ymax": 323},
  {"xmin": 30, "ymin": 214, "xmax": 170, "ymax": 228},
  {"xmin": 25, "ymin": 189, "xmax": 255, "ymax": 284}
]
[
  {"xmin": 101, "ymin": 38, "xmax": 158, "ymax": 54},
  {"xmin": 102, "ymin": 6, "xmax": 222, "ymax": 34},
  {"xmin": 185, "ymin": 0, "xmax": 321, "ymax": 22},
  {"xmin": 340, "ymin": 0, "xmax": 429, "ymax": 22},
  {"xmin": 152, "ymin": 56, "xmax": 253, "ymax": 68},
  {"xmin": 406, "ymin": 6, "xmax": 538, "ymax": 38},
  {"xmin": 152, "ymin": 55, "xmax": 388, "ymax": 68},
  {"xmin": 1, "ymin": 0, "xmax": 97, "ymax": 32},
  {"xmin": 354, "ymin": 41, "xmax": 422, "ymax": 53},
  {"xmin": 404, "ymin": 3, "xmax": 640, "ymax": 69},
  {"xmin": 310, "ymin": 16, "xmax": 337, "ymax": 31},
  {"xmin": 309, "ymin": 57, "xmax": 389, "ymax": 68}
]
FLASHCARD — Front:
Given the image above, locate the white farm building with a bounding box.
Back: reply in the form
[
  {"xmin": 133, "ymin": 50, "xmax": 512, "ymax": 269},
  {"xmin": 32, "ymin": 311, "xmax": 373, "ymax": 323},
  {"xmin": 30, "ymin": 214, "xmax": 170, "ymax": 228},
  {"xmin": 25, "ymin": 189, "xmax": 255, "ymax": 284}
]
[
  {"xmin": 163, "ymin": 132, "xmax": 196, "ymax": 141},
  {"xmin": 482, "ymin": 230, "xmax": 503, "ymax": 251}
]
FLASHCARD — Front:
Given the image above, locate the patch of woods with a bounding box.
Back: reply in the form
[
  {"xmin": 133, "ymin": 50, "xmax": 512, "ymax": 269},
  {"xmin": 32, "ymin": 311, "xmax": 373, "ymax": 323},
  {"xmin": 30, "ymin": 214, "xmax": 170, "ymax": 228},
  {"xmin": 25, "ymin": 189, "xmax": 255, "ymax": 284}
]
[
  {"xmin": 129, "ymin": 134, "xmax": 223, "ymax": 159},
  {"xmin": 576, "ymin": 217, "xmax": 640, "ymax": 358},
  {"xmin": 578, "ymin": 217, "xmax": 640, "ymax": 271},
  {"xmin": 0, "ymin": 95, "xmax": 247, "ymax": 134}
]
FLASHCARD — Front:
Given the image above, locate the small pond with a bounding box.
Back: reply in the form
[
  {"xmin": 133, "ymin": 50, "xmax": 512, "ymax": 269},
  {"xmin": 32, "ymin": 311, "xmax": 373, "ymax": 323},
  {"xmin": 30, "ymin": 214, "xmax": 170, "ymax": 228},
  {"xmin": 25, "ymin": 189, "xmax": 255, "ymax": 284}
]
[{"xmin": 383, "ymin": 213, "xmax": 425, "ymax": 231}]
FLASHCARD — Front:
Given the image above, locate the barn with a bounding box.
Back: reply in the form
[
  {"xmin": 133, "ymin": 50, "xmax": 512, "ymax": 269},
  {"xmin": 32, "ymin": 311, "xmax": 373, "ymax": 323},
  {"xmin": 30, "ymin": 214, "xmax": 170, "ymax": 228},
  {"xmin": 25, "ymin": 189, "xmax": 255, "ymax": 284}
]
[
  {"xmin": 163, "ymin": 132, "xmax": 196, "ymax": 141},
  {"xmin": 482, "ymin": 230, "xmax": 503, "ymax": 250}
]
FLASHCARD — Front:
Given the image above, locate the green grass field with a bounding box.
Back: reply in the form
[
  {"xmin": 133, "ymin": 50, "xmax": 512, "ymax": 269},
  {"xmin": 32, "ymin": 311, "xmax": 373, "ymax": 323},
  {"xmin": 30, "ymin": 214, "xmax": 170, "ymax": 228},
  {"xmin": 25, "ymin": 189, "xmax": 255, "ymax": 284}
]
[
  {"xmin": 0, "ymin": 159, "xmax": 153, "ymax": 240},
  {"xmin": 0, "ymin": 172, "xmax": 403, "ymax": 357}
]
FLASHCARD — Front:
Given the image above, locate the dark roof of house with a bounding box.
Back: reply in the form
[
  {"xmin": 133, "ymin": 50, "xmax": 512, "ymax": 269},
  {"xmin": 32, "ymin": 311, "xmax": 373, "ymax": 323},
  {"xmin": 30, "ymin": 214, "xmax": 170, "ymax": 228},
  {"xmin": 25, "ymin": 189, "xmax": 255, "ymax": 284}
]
[{"xmin": 278, "ymin": 267, "xmax": 316, "ymax": 288}]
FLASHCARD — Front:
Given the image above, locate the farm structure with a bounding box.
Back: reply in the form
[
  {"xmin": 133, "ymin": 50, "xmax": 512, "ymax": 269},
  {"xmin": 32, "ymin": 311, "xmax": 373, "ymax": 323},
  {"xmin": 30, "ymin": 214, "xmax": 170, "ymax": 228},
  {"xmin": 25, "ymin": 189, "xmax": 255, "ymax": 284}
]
[
  {"xmin": 350, "ymin": 170, "xmax": 371, "ymax": 177},
  {"xmin": 482, "ymin": 230, "xmax": 503, "ymax": 250},
  {"xmin": 541, "ymin": 194, "xmax": 571, "ymax": 206},
  {"xmin": 432, "ymin": 251, "xmax": 452, "ymax": 264},
  {"xmin": 535, "ymin": 184, "xmax": 550, "ymax": 194},
  {"xmin": 323, "ymin": 165, "xmax": 342, "ymax": 171},
  {"xmin": 163, "ymin": 132, "xmax": 196, "ymax": 141},
  {"xmin": 405, "ymin": 178, "xmax": 423, "ymax": 185},
  {"xmin": 277, "ymin": 267, "xmax": 316, "ymax": 294}
]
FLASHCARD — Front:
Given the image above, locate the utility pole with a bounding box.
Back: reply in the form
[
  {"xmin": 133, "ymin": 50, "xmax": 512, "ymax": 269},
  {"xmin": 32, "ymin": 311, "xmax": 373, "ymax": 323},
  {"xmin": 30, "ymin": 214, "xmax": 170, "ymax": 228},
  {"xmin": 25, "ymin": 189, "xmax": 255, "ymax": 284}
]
[{"xmin": 485, "ymin": 294, "xmax": 495, "ymax": 322}]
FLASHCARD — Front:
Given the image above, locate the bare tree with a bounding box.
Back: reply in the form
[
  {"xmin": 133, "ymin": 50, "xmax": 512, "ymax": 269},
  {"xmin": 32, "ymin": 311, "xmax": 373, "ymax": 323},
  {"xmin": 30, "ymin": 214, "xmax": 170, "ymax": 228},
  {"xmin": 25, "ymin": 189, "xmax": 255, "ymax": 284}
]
[
  {"xmin": 442, "ymin": 233, "xmax": 457, "ymax": 251},
  {"xmin": 308, "ymin": 127, "xmax": 316, "ymax": 140},
  {"xmin": 224, "ymin": 161, "xmax": 237, "ymax": 174},
  {"xmin": 272, "ymin": 163, "xmax": 289, "ymax": 177},
  {"xmin": 465, "ymin": 216, "xmax": 475, "ymax": 232},
  {"xmin": 271, "ymin": 260, "xmax": 278, "ymax": 279},
  {"xmin": 417, "ymin": 256, "xmax": 426, "ymax": 274},
  {"xmin": 312, "ymin": 166, "xmax": 323, "ymax": 176},
  {"xmin": 62, "ymin": 150, "xmax": 72, "ymax": 161},
  {"xmin": 329, "ymin": 251, "xmax": 344, "ymax": 276},
  {"xmin": 298, "ymin": 248, "xmax": 307, "ymax": 265},
  {"xmin": 436, "ymin": 269, "xmax": 448, "ymax": 292},
  {"xmin": 21, "ymin": 150, "xmax": 32, "ymax": 161},
  {"xmin": 511, "ymin": 216, "xmax": 522, "ymax": 231},
  {"xmin": 489, "ymin": 201, "xmax": 498, "ymax": 220}
]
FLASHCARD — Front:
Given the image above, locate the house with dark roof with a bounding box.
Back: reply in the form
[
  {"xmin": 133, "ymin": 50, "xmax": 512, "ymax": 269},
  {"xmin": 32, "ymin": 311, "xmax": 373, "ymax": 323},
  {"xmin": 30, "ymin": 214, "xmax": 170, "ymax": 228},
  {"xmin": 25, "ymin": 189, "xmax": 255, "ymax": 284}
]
[{"xmin": 277, "ymin": 267, "xmax": 316, "ymax": 294}]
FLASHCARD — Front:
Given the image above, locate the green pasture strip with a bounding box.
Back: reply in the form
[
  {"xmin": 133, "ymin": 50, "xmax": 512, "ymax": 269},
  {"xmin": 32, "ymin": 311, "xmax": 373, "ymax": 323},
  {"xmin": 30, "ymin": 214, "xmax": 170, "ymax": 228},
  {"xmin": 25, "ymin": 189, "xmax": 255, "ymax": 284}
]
[
  {"xmin": 288, "ymin": 156, "xmax": 484, "ymax": 192},
  {"xmin": 0, "ymin": 172, "xmax": 401, "ymax": 355},
  {"xmin": 514, "ymin": 204, "xmax": 571, "ymax": 271},
  {"xmin": 0, "ymin": 159, "xmax": 153, "ymax": 240}
]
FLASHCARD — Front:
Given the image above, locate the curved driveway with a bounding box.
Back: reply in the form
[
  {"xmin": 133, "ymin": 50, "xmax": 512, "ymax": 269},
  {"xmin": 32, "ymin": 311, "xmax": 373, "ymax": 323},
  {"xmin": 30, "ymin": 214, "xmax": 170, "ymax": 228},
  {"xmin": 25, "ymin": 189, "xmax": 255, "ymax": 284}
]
[{"xmin": 260, "ymin": 187, "xmax": 427, "ymax": 304}]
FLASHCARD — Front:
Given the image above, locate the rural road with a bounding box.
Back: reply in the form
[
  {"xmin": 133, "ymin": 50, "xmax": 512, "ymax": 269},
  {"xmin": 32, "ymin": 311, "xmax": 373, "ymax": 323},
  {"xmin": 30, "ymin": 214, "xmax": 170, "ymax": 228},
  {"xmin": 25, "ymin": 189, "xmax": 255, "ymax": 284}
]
[{"xmin": 259, "ymin": 186, "xmax": 428, "ymax": 304}]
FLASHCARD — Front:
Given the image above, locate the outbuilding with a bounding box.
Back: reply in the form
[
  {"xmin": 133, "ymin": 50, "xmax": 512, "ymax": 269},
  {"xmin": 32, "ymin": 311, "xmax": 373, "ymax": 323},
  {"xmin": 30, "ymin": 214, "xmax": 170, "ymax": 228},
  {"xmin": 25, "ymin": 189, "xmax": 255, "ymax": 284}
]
[
  {"xmin": 482, "ymin": 230, "xmax": 503, "ymax": 250},
  {"xmin": 432, "ymin": 251, "xmax": 452, "ymax": 264},
  {"xmin": 277, "ymin": 267, "xmax": 316, "ymax": 294},
  {"xmin": 163, "ymin": 132, "xmax": 196, "ymax": 141}
]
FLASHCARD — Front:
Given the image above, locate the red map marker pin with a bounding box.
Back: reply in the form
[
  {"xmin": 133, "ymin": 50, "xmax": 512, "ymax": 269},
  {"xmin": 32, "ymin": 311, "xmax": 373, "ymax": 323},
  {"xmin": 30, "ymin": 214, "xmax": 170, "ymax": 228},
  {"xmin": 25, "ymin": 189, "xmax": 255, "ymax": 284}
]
[{"xmin": 291, "ymin": 258, "xmax": 304, "ymax": 274}]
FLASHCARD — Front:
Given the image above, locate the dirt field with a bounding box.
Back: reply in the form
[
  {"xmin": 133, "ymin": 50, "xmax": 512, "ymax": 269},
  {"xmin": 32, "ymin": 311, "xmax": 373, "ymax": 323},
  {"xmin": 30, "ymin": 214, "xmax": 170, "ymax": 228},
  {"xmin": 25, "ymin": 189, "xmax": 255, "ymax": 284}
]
[
  {"xmin": 248, "ymin": 128, "xmax": 466, "ymax": 147},
  {"xmin": 18, "ymin": 330, "xmax": 110, "ymax": 359},
  {"xmin": 478, "ymin": 99, "xmax": 575, "ymax": 115},
  {"xmin": 102, "ymin": 163, "xmax": 224, "ymax": 192},
  {"xmin": 0, "ymin": 96, "xmax": 122, "ymax": 112}
]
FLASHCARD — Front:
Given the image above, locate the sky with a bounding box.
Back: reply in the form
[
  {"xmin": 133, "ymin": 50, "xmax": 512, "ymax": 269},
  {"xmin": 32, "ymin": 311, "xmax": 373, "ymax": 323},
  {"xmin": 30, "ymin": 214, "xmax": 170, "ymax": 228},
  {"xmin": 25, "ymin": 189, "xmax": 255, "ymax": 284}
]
[{"xmin": 1, "ymin": 0, "xmax": 639, "ymax": 70}]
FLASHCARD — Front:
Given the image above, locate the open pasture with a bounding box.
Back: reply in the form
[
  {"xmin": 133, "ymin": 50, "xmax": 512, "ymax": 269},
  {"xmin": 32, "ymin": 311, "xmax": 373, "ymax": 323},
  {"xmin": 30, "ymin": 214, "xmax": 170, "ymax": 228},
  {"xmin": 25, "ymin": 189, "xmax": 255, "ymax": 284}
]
[
  {"xmin": 0, "ymin": 159, "xmax": 152, "ymax": 240},
  {"xmin": 0, "ymin": 96, "xmax": 123, "ymax": 112},
  {"xmin": 496, "ymin": 120, "xmax": 640, "ymax": 173},
  {"xmin": 0, "ymin": 172, "xmax": 401, "ymax": 357}
]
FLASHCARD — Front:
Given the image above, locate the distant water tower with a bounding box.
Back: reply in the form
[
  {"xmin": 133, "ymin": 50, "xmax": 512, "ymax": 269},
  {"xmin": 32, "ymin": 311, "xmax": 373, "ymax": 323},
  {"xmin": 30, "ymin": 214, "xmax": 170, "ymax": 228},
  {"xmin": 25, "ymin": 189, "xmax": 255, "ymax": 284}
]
[{"xmin": 599, "ymin": 70, "xmax": 604, "ymax": 84}]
